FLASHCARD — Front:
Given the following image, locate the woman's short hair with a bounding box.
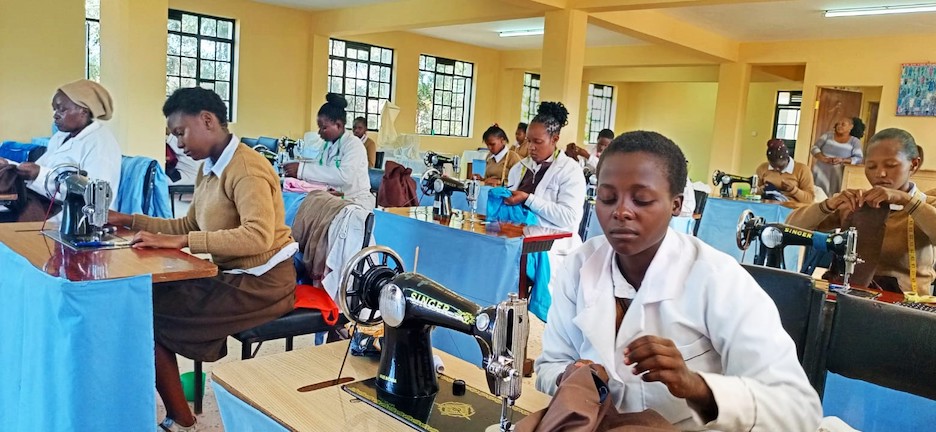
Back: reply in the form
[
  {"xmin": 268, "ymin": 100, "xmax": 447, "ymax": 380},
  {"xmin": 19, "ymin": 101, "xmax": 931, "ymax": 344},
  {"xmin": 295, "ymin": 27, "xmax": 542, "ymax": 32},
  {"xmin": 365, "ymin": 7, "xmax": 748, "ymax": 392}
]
[
  {"xmin": 162, "ymin": 87, "xmax": 228, "ymax": 126},
  {"xmin": 599, "ymin": 130, "xmax": 688, "ymax": 196}
]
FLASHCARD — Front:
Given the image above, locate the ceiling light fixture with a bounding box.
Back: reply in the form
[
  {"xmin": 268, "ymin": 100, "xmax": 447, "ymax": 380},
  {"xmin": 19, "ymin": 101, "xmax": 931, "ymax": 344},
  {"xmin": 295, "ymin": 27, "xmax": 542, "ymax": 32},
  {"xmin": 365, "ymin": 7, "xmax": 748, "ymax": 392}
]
[
  {"xmin": 825, "ymin": 3, "xmax": 936, "ymax": 17},
  {"xmin": 498, "ymin": 29, "xmax": 544, "ymax": 38}
]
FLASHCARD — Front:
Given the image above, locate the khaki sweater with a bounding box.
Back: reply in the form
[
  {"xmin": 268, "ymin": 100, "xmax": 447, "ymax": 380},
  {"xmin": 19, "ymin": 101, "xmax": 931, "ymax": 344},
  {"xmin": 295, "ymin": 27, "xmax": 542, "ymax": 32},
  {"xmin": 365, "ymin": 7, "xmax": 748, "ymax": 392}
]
[
  {"xmin": 363, "ymin": 136, "xmax": 377, "ymax": 169},
  {"xmin": 132, "ymin": 143, "xmax": 293, "ymax": 271},
  {"xmin": 484, "ymin": 149, "xmax": 522, "ymax": 186},
  {"xmin": 786, "ymin": 187, "xmax": 936, "ymax": 294},
  {"xmin": 756, "ymin": 161, "xmax": 815, "ymax": 204}
]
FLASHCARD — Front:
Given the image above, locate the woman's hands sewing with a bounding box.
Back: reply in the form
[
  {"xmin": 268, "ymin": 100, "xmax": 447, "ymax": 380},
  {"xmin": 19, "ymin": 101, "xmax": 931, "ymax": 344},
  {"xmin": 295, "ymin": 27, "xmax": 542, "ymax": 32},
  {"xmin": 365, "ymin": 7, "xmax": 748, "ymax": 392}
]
[
  {"xmin": 107, "ymin": 210, "xmax": 133, "ymax": 228},
  {"xmin": 624, "ymin": 335, "xmax": 718, "ymax": 420},
  {"xmin": 826, "ymin": 186, "xmax": 911, "ymax": 214},
  {"xmin": 16, "ymin": 162, "xmax": 40, "ymax": 180},
  {"xmin": 130, "ymin": 231, "xmax": 188, "ymax": 249},
  {"xmin": 282, "ymin": 162, "xmax": 300, "ymax": 178},
  {"xmin": 504, "ymin": 190, "xmax": 529, "ymax": 206}
]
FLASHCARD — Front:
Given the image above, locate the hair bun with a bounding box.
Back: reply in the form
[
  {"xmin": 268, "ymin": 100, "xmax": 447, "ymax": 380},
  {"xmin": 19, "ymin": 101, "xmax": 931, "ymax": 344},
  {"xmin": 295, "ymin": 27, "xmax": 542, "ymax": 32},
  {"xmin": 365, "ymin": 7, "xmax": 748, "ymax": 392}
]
[
  {"xmin": 325, "ymin": 93, "xmax": 348, "ymax": 109},
  {"xmin": 536, "ymin": 102, "xmax": 569, "ymax": 128},
  {"xmin": 766, "ymin": 139, "xmax": 785, "ymax": 149}
]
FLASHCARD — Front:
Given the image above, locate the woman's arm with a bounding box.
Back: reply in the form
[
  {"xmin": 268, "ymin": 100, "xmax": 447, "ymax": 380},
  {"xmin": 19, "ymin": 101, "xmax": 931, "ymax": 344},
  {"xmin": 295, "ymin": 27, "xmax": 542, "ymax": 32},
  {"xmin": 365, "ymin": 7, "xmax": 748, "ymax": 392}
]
[
  {"xmin": 185, "ymin": 175, "xmax": 278, "ymax": 256},
  {"xmin": 534, "ymin": 260, "xmax": 584, "ymax": 395},
  {"xmin": 131, "ymin": 200, "xmax": 200, "ymax": 235},
  {"xmin": 848, "ymin": 137, "xmax": 864, "ymax": 165}
]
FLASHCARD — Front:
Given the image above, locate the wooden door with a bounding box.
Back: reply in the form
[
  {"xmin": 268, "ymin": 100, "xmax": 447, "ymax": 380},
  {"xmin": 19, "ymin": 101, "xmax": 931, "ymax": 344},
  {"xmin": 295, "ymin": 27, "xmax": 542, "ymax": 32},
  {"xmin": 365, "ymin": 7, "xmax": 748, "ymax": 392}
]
[
  {"xmin": 810, "ymin": 88, "xmax": 863, "ymax": 155},
  {"xmin": 867, "ymin": 102, "xmax": 880, "ymax": 142}
]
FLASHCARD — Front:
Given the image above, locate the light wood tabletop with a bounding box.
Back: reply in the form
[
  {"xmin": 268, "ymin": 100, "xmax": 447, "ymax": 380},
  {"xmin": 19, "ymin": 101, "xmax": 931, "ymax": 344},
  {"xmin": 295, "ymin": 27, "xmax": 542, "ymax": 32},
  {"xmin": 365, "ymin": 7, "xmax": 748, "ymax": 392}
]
[
  {"xmin": 211, "ymin": 341, "xmax": 552, "ymax": 431},
  {"xmin": 0, "ymin": 222, "xmax": 217, "ymax": 283}
]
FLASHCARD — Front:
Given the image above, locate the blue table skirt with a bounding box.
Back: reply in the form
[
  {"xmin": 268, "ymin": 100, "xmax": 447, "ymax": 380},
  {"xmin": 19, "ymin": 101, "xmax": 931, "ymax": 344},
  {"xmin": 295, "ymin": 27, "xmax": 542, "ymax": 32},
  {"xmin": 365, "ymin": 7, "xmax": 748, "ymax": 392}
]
[
  {"xmin": 214, "ymin": 381, "xmax": 288, "ymax": 431},
  {"xmin": 696, "ymin": 198, "xmax": 800, "ymax": 270},
  {"xmin": 373, "ymin": 210, "xmax": 521, "ymax": 366},
  {"xmin": 418, "ymin": 184, "xmax": 492, "ymax": 216},
  {"xmin": 822, "ymin": 373, "xmax": 936, "ymax": 431},
  {"xmin": 0, "ymin": 243, "xmax": 155, "ymax": 430}
]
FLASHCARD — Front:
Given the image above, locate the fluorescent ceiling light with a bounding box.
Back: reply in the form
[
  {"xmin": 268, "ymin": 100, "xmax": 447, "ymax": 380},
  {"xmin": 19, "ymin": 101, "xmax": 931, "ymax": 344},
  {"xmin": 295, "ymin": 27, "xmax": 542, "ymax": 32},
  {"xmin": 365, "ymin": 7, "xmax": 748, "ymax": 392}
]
[
  {"xmin": 499, "ymin": 29, "xmax": 544, "ymax": 38},
  {"xmin": 825, "ymin": 3, "xmax": 936, "ymax": 17}
]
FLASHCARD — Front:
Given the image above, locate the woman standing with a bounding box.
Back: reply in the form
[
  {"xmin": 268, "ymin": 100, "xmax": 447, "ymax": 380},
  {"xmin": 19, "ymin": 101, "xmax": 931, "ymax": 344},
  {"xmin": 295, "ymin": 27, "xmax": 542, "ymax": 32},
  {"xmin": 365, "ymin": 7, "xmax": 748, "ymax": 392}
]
[{"xmin": 811, "ymin": 117, "xmax": 863, "ymax": 195}]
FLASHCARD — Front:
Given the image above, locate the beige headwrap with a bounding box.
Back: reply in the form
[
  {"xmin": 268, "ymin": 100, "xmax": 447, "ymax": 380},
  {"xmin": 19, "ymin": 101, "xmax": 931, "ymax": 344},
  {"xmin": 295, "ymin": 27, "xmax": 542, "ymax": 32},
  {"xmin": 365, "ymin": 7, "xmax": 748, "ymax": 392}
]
[{"xmin": 57, "ymin": 79, "xmax": 114, "ymax": 121}]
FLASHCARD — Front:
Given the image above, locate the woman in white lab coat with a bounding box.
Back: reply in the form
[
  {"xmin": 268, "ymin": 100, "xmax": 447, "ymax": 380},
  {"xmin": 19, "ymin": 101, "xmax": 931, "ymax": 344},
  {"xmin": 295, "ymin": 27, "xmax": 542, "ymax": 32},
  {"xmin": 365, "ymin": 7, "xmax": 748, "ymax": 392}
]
[
  {"xmin": 505, "ymin": 102, "xmax": 585, "ymax": 256},
  {"xmin": 535, "ymin": 131, "xmax": 821, "ymax": 431},
  {"xmin": 283, "ymin": 93, "xmax": 375, "ymax": 210}
]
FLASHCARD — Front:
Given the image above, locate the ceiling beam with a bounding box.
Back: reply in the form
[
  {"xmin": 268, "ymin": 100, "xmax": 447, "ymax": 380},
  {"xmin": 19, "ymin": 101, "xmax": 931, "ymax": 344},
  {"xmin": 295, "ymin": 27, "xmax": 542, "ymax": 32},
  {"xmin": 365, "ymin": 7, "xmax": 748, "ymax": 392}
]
[
  {"xmin": 499, "ymin": 0, "xmax": 569, "ymax": 9},
  {"xmin": 571, "ymin": 0, "xmax": 784, "ymax": 13},
  {"xmin": 503, "ymin": 44, "xmax": 719, "ymax": 70},
  {"xmin": 590, "ymin": 10, "xmax": 739, "ymax": 62},
  {"xmin": 584, "ymin": 65, "xmax": 719, "ymax": 82},
  {"xmin": 310, "ymin": 0, "xmax": 540, "ymax": 36}
]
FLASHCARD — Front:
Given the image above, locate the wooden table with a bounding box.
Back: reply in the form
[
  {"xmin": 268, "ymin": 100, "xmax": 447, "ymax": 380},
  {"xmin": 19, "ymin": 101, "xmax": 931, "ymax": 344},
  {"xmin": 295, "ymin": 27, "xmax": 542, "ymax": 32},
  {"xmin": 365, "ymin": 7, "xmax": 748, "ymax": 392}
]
[
  {"xmin": 0, "ymin": 221, "xmax": 218, "ymax": 282},
  {"xmin": 813, "ymin": 279, "xmax": 905, "ymax": 304},
  {"xmin": 211, "ymin": 341, "xmax": 551, "ymax": 431}
]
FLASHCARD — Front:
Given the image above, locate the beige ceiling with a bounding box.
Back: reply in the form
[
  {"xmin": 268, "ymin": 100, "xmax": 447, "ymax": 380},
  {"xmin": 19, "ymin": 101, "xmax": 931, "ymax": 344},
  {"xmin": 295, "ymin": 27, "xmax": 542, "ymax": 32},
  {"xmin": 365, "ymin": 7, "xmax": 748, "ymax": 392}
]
[
  {"xmin": 253, "ymin": 0, "xmax": 398, "ymax": 10},
  {"xmin": 412, "ymin": 18, "xmax": 645, "ymax": 50}
]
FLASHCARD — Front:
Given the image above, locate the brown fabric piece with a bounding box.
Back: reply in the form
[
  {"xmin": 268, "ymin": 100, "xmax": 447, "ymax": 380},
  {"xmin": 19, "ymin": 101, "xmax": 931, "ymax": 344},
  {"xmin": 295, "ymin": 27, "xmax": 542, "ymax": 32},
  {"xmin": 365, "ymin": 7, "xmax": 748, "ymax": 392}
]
[
  {"xmin": 842, "ymin": 205, "xmax": 890, "ymax": 288},
  {"xmin": 153, "ymin": 258, "xmax": 296, "ymax": 362},
  {"xmin": 377, "ymin": 160, "xmax": 418, "ymax": 207},
  {"xmin": 515, "ymin": 364, "xmax": 677, "ymax": 432},
  {"xmin": 292, "ymin": 190, "xmax": 351, "ymax": 284},
  {"xmin": 0, "ymin": 166, "xmax": 60, "ymax": 222},
  {"xmin": 517, "ymin": 161, "xmax": 552, "ymax": 194}
]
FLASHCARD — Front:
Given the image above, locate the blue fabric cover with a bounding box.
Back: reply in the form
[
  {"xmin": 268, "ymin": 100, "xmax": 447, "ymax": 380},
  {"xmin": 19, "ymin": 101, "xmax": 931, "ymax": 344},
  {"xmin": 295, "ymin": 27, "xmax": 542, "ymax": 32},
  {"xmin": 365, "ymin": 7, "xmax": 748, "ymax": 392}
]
[
  {"xmin": 0, "ymin": 141, "xmax": 42, "ymax": 163},
  {"xmin": 695, "ymin": 197, "xmax": 799, "ymax": 269},
  {"xmin": 822, "ymin": 373, "xmax": 936, "ymax": 431},
  {"xmin": 374, "ymin": 210, "xmax": 522, "ymax": 366},
  {"xmin": 472, "ymin": 158, "xmax": 486, "ymax": 177},
  {"xmin": 118, "ymin": 156, "xmax": 172, "ymax": 218},
  {"xmin": 0, "ymin": 243, "xmax": 154, "ymax": 430},
  {"xmin": 485, "ymin": 186, "xmax": 538, "ymax": 225},
  {"xmin": 213, "ymin": 382, "xmax": 289, "ymax": 432}
]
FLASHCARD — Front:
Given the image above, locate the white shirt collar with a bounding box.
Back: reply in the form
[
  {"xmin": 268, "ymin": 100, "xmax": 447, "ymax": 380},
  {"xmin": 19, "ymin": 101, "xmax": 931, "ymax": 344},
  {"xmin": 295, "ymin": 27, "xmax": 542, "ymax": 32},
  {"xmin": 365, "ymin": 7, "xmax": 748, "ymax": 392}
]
[
  {"xmin": 202, "ymin": 134, "xmax": 240, "ymax": 177},
  {"xmin": 489, "ymin": 145, "xmax": 510, "ymax": 163},
  {"xmin": 769, "ymin": 160, "xmax": 795, "ymax": 174},
  {"xmin": 610, "ymin": 255, "xmax": 638, "ymax": 300}
]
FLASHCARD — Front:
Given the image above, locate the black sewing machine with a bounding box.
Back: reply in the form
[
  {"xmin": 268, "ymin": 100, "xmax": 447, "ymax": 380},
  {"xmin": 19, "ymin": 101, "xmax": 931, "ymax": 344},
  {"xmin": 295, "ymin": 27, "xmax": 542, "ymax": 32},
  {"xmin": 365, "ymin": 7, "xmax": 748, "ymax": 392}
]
[
  {"xmin": 277, "ymin": 136, "xmax": 303, "ymax": 159},
  {"xmin": 41, "ymin": 166, "xmax": 123, "ymax": 250},
  {"xmin": 339, "ymin": 246, "xmax": 529, "ymax": 432},
  {"xmin": 736, "ymin": 209, "xmax": 860, "ymax": 287},
  {"xmin": 424, "ymin": 151, "xmax": 460, "ymax": 175},
  {"xmin": 420, "ymin": 154, "xmax": 477, "ymax": 219},
  {"xmin": 712, "ymin": 170, "xmax": 758, "ymax": 198}
]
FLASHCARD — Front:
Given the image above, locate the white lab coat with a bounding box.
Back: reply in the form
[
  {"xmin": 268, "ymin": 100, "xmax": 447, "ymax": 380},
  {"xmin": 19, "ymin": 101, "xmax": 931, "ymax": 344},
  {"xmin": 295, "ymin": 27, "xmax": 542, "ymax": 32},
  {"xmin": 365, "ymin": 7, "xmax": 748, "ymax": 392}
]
[
  {"xmin": 28, "ymin": 121, "xmax": 121, "ymax": 210},
  {"xmin": 535, "ymin": 232, "xmax": 822, "ymax": 431},
  {"xmin": 506, "ymin": 151, "xmax": 585, "ymax": 255},
  {"xmin": 680, "ymin": 176, "xmax": 696, "ymax": 217},
  {"xmin": 298, "ymin": 130, "xmax": 375, "ymax": 210}
]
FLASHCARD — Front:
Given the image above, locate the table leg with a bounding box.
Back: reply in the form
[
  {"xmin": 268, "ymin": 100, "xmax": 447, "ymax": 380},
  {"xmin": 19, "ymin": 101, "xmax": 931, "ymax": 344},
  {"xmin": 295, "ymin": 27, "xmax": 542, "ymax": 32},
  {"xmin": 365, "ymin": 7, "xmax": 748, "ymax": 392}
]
[{"xmin": 518, "ymin": 253, "xmax": 529, "ymax": 299}]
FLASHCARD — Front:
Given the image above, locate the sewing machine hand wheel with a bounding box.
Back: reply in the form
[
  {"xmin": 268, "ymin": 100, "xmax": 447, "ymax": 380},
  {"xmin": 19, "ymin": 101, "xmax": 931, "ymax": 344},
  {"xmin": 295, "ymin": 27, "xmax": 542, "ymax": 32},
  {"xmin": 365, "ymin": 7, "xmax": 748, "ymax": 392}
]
[
  {"xmin": 339, "ymin": 246, "xmax": 406, "ymax": 325},
  {"xmin": 420, "ymin": 168, "xmax": 441, "ymax": 196},
  {"xmin": 44, "ymin": 164, "xmax": 81, "ymax": 199},
  {"xmin": 736, "ymin": 209, "xmax": 756, "ymax": 251}
]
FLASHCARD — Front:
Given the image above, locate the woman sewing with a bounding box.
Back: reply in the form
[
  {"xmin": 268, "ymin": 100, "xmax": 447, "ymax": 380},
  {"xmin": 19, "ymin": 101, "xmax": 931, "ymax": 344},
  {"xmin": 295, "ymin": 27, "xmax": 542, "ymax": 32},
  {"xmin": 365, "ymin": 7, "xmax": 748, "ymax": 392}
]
[
  {"xmin": 1, "ymin": 79, "xmax": 122, "ymax": 210},
  {"xmin": 108, "ymin": 87, "xmax": 297, "ymax": 432},
  {"xmin": 479, "ymin": 124, "xmax": 521, "ymax": 186},
  {"xmin": 811, "ymin": 117, "xmax": 863, "ymax": 195},
  {"xmin": 787, "ymin": 128, "xmax": 936, "ymax": 295},
  {"xmin": 535, "ymin": 131, "xmax": 821, "ymax": 431},
  {"xmin": 755, "ymin": 139, "xmax": 815, "ymax": 204},
  {"xmin": 283, "ymin": 93, "xmax": 375, "ymax": 210},
  {"xmin": 514, "ymin": 122, "xmax": 530, "ymax": 158}
]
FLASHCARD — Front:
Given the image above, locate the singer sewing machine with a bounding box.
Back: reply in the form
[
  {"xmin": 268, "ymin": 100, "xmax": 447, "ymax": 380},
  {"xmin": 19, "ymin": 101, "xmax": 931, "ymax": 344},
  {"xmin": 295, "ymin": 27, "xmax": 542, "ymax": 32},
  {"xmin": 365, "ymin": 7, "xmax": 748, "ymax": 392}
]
[
  {"xmin": 40, "ymin": 166, "xmax": 126, "ymax": 250},
  {"xmin": 420, "ymin": 168, "xmax": 481, "ymax": 220},
  {"xmin": 736, "ymin": 209, "xmax": 861, "ymax": 287},
  {"xmin": 338, "ymin": 246, "xmax": 530, "ymax": 432},
  {"xmin": 712, "ymin": 170, "xmax": 758, "ymax": 198},
  {"xmin": 277, "ymin": 136, "xmax": 303, "ymax": 159},
  {"xmin": 424, "ymin": 151, "xmax": 461, "ymax": 176}
]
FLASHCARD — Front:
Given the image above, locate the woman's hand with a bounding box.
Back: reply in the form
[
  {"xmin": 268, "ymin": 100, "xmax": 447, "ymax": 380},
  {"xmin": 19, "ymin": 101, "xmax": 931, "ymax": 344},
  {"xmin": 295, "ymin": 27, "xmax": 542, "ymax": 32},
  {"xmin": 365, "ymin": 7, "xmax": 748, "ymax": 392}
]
[
  {"xmin": 862, "ymin": 186, "xmax": 910, "ymax": 208},
  {"xmin": 825, "ymin": 189, "xmax": 864, "ymax": 213},
  {"xmin": 780, "ymin": 179, "xmax": 798, "ymax": 192},
  {"xmin": 282, "ymin": 162, "xmax": 300, "ymax": 178},
  {"xmin": 625, "ymin": 336, "xmax": 717, "ymax": 416},
  {"xmin": 557, "ymin": 359, "xmax": 596, "ymax": 387},
  {"xmin": 504, "ymin": 190, "xmax": 529, "ymax": 206},
  {"xmin": 130, "ymin": 231, "xmax": 188, "ymax": 249},
  {"xmin": 16, "ymin": 162, "xmax": 40, "ymax": 180},
  {"xmin": 107, "ymin": 210, "xmax": 132, "ymax": 228}
]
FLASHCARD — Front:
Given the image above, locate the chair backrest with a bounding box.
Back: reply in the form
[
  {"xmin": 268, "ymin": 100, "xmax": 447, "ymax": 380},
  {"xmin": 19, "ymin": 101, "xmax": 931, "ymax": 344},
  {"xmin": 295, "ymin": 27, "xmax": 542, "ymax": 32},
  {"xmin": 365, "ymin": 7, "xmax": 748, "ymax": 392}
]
[
  {"xmin": 368, "ymin": 168, "xmax": 384, "ymax": 193},
  {"xmin": 692, "ymin": 189, "xmax": 708, "ymax": 215},
  {"xmin": 362, "ymin": 212, "xmax": 375, "ymax": 248},
  {"xmin": 822, "ymin": 294, "xmax": 936, "ymax": 400},
  {"xmin": 119, "ymin": 156, "xmax": 172, "ymax": 218}
]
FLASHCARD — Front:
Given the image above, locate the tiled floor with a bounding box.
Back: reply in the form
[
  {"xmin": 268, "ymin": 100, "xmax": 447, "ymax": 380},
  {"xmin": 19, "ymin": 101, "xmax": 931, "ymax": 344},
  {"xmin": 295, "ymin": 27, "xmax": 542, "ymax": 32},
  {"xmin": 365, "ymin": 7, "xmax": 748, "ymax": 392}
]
[{"xmin": 159, "ymin": 316, "xmax": 547, "ymax": 430}]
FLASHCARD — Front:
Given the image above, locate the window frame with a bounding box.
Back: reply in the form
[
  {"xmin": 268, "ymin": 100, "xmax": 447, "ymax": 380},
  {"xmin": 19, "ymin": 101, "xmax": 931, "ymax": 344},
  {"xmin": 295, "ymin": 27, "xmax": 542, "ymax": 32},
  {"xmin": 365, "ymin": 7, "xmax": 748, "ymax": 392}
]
[
  {"xmin": 771, "ymin": 90, "xmax": 803, "ymax": 154},
  {"xmin": 416, "ymin": 54, "xmax": 475, "ymax": 137},
  {"xmin": 166, "ymin": 9, "xmax": 237, "ymax": 121},
  {"xmin": 584, "ymin": 83, "xmax": 614, "ymax": 144},
  {"xmin": 327, "ymin": 38, "xmax": 395, "ymax": 132},
  {"xmin": 521, "ymin": 72, "xmax": 540, "ymax": 123},
  {"xmin": 85, "ymin": 0, "xmax": 100, "ymax": 82}
]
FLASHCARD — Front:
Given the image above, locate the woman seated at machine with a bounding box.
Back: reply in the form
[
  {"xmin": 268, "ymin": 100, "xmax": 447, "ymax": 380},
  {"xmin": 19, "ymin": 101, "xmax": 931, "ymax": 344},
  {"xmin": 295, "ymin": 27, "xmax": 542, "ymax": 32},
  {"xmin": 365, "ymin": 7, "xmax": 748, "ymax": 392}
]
[
  {"xmin": 755, "ymin": 139, "xmax": 815, "ymax": 204},
  {"xmin": 477, "ymin": 124, "xmax": 521, "ymax": 186},
  {"xmin": 787, "ymin": 128, "xmax": 936, "ymax": 295},
  {"xmin": 108, "ymin": 87, "xmax": 297, "ymax": 432},
  {"xmin": 283, "ymin": 93, "xmax": 375, "ymax": 210},
  {"xmin": 535, "ymin": 130, "xmax": 821, "ymax": 431}
]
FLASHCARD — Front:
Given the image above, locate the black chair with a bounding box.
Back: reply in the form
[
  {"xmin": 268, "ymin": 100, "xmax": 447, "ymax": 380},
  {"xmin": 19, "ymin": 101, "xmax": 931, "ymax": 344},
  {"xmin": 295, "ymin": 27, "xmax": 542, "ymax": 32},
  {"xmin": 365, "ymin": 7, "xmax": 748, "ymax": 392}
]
[
  {"xmin": 192, "ymin": 212, "xmax": 376, "ymax": 414},
  {"xmin": 368, "ymin": 168, "xmax": 384, "ymax": 195},
  {"xmin": 691, "ymin": 190, "xmax": 708, "ymax": 236},
  {"xmin": 818, "ymin": 293, "xmax": 936, "ymax": 400},
  {"xmin": 742, "ymin": 264, "xmax": 827, "ymax": 391},
  {"xmin": 167, "ymin": 184, "xmax": 195, "ymax": 218}
]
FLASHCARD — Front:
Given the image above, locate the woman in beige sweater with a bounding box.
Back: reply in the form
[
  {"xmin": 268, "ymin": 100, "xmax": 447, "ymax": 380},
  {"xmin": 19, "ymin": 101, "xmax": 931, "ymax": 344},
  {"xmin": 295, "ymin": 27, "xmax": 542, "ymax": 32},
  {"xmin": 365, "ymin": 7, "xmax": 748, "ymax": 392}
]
[
  {"xmin": 109, "ymin": 88, "xmax": 296, "ymax": 432},
  {"xmin": 786, "ymin": 128, "xmax": 936, "ymax": 295},
  {"xmin": 755, "ymin": 139, "xmax": 815, "ymax": 204}
]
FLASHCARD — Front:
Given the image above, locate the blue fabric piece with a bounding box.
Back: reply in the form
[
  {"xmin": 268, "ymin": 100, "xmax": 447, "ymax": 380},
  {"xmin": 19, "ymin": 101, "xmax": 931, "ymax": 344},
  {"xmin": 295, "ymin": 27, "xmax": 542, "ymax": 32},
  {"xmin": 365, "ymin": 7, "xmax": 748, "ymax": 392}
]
[
  {"xmin": 0, "ymin": 243, "xmax": 154, "ymax": 431},
  {"xmin": 31, "ymin": 137, "xmax": 50, "ymax": 147},
  {"xmin": 417, "ymin": 181, "xmax": 491, "ymax": 216},
  {"xmin": 472, "ymin": 158, "xmax": 486, "ymax": 177},
  {"xmin": 118, "ymin": 156, "xmax": 172, "ymax": 218},
  {"xmin": 283, "ymin": 190, "xmax": 309, "ymax": 227},
  {"xmin": 822, "ymin": 373, "xmax": 936, "ymax": 431},
  {"xmin": 0, "ymin": 141, "xmax": 42, "ymax": 163},
  {"xmin": 213, "ymin": 382, "xmax": 289, "ymax": 432},
  {"xmin": 486, "ymin": 187, "xmax": 538, "ymax": 225},
  {"xmin": 374, "ymin": 210, "xmax": 522, "ymax": 366},
  {"xmin": 695, "ymin": 198, "xmax": 799, "ymax": 269},
  {"xmin": 527, "ymin": 252, "xmax": 551, "ymax": 322}
]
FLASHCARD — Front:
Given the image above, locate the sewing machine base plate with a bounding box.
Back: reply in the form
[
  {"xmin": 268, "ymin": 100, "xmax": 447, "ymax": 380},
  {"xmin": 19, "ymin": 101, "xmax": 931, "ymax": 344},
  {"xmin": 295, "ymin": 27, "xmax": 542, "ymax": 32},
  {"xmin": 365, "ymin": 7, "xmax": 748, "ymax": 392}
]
[
  {"xmin": 42, "ymin": 230, "xmax": 131, "ymax": 251},
  {"xmin": 343, "ymin": 375, "xmax": 529, "ymax": 432}
]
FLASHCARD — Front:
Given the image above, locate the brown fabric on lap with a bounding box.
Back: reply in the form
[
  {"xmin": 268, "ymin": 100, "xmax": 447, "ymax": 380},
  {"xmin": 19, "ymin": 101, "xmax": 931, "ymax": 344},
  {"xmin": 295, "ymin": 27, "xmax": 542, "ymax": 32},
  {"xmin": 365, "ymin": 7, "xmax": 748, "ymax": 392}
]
[
  {"xmin": 292, "ymin": 190, "xmax": 350, "ymax": 285},
  {"xmin": 152, "ymin": 258, "xmax": 296, "ymax": 362}
]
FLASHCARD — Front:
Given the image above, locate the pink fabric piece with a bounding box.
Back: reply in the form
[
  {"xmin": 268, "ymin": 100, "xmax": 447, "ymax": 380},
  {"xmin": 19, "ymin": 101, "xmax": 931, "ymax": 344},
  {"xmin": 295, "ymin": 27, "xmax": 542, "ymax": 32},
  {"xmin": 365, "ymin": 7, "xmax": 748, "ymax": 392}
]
[{"xmin": 283, "ymin": 177, "xmax": 329, "ymax": 193}]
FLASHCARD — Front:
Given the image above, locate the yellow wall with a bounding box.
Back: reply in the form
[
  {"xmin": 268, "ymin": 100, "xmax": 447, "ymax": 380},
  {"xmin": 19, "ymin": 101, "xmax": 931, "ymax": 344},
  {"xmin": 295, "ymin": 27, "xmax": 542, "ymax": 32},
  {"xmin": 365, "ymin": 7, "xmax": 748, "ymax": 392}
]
[
  {"xmin": 738, "ymin": 82, "xmax": 803, "ymax": 175},
  {"xmin": 0, "ymin": 0, "xmax": 84, "ymax": 142},
  {"xmin": 615, "ymin": 82, "xmax": 718, "ymax": 181},
  {"xmin": 336, "ymin": 32, "xmax": 503, "ymax": 156}
]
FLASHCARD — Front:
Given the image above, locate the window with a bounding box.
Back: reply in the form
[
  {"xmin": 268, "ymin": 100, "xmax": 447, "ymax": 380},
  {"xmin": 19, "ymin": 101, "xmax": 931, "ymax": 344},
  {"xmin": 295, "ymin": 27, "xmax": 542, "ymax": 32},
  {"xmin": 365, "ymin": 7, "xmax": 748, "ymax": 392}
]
[
  {"xmin": 521, "ymin": 72, "xmax": 540, "ymax": 123},
  {"xmin": 772, "ymin": 90, "xmax": 802, "ymax": 154},
  {"xmin": 328, "ymin": 39, "xmax": 394, "ymax": 131},
  {"xmin": 584, "ymin": 83, "xmax": 614, "ymax": 143},
  {"xmin": 85, "ymin": 0, "xmax": 100, "ymax": 82},
  {"xmin": 166, "ymin": 10, "xmax": 236, "ymax": 120},
  {"xmin": 416, "ymin": 55, "xmax": 474, "ymax": 137}
]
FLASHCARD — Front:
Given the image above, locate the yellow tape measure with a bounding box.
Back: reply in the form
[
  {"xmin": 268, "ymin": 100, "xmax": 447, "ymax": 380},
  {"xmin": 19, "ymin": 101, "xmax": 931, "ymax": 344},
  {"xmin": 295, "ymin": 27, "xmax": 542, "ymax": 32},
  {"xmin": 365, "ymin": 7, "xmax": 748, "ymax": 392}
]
[{"xmin": 907, "ymin": 214, "xmax": 918, "ymax": 296}]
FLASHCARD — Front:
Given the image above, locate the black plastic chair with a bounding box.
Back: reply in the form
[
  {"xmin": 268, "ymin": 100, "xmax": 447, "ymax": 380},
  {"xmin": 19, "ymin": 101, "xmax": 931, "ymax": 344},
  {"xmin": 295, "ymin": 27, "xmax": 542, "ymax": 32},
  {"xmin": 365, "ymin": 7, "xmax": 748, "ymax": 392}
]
[
  {"xmin": 742, "ymin": 264, "xmax": 827, "ymax": 391},
  {"xmin": 191, "ymin": 212, "xmax": 375, "ymax": 414},
  {"xmin": 692, "ymin": 190, "xmax": 708, "ymax": 236}
]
